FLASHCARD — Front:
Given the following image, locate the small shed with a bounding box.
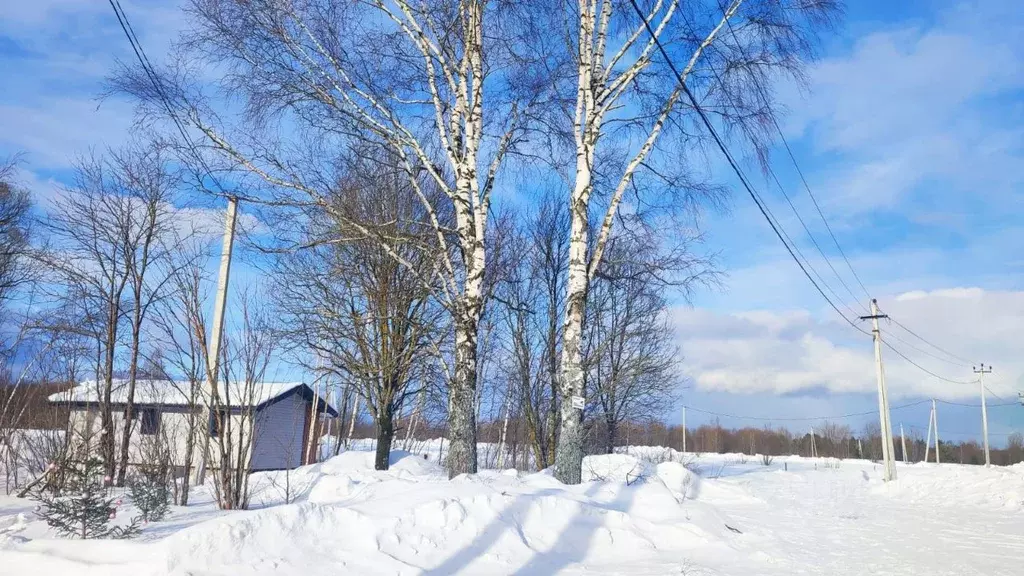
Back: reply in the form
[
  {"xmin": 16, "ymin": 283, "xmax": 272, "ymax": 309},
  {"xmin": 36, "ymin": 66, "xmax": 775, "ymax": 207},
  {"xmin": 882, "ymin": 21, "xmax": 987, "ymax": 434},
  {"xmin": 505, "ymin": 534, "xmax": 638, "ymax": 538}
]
[{"xmin": 50, "ymin": 379, "xmax": 338, "ymax": 472}]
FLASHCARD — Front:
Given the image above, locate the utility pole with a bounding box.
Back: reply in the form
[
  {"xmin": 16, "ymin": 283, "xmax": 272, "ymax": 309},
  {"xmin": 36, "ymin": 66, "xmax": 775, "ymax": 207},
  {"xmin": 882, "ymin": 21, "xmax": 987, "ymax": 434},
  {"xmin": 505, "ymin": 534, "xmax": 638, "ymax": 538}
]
[
  {"xmin": 193, "ymin": 196, "xmax": 238, "ymax": 485},
  {"xmin": 682, "ymin": 406, "xmax": 687, "ymax": 453},
  {"xmin": 932, "ymin": 399, "xmax": 940, "ymax": 464},
  {"xmin": 809, "ymin": 428, "xmax": 817, "ymax": 458},
  {"xmin": 900, "ymin": 423, "xmax": 908, "ymax": 463},
  {"xmin": 974, "ymin": 363, "xmax": 993, "ymax": 466},
  {"xmin": 861, "ymin": 299, "xmax": 897, "ymax": 481},
  {"xmin": 925, "ymin": 402, "xmax": 934, "ymax": 462}
]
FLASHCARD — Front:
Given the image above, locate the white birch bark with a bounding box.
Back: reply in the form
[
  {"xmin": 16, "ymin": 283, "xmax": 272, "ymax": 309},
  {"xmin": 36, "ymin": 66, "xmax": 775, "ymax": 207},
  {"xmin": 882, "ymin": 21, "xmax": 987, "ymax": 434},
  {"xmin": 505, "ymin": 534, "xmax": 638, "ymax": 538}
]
[
  {"xmin": 147, "ymin": 0, "xmax": 517, "ymax": 479},
  {"xmin": 496, "ymin": 397, "xmax": 511, "ymax": 469},
  {"xmin": 555, "ymin": 0, "xmax": 742, "ymax": 484},
  {"xmin": 345, "ymin": 394, "xmax": 359, "ymax": 449}
]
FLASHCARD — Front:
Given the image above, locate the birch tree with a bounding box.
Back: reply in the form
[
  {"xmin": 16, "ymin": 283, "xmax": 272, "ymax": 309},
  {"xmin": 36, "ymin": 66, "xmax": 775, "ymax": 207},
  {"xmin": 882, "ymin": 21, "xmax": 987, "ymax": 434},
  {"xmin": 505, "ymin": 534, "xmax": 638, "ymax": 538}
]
[
  {"xmin": 554, "ymin": 0, "xmax": 840, "ymax": 483},
  {"xmin": 112, "ymin": 0, "xmax": 543, "ymax": 477},
  {"xmin": 112, "ymin": 145, "xmax": 186, "ymax": 486}
]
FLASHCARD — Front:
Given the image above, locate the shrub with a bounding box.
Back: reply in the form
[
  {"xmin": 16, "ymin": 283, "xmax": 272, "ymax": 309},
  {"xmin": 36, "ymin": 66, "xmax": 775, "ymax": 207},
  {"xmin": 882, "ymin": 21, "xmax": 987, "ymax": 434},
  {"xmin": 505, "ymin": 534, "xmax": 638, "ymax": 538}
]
[
  {"xmin": 128, "ymin": 464, "xmax": 170, "ymax": 522},
  {"xmin": 33, "ymin": 456, "xmax": 140, "ymax": 539}
]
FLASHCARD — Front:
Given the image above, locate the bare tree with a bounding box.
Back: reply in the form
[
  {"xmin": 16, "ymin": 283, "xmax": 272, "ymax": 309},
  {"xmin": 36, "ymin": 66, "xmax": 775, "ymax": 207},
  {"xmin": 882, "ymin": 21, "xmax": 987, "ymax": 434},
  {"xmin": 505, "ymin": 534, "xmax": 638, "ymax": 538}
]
[
  {"xmin": 210, "ymin": 290, "xmax": 280, "ymax": 510},
  {"xmin": 37, "ymin": 154, "xmax": 139, "ymax": 479},
  {"xmin": 818, "ymin": 421, "xmax": 852, "ymax": 459},
  {"xmin": 36, "ymin": 143, "xmax": 185, "ymax": 483},
  {"xmin": 493, "ymin": 195, "xmax": 568, "ymax": 470},
  {"xmin": 273, "ymin": 161, "xmax": 444, "ymax": 471},
  {"xmin": 0, "ymin": 158, "xmax": 33, "ymax": 336},
  {"xmin": 114, "ymin": 144, "xmax": 188, "ymax": 486},
  {"xmin": 583, "ymin": 239, "xmax": 679, "ymax": 454},
  {"xmin": 111, "ymin": 0, "xmax": 550, "ymax": 478},
  {"xmin": 553, "ymin": 0, "xmax": 840, "ymax": 483},
  {"xmin": 150, "ymin": 237, "xmax": 213, "ymax": 505}
]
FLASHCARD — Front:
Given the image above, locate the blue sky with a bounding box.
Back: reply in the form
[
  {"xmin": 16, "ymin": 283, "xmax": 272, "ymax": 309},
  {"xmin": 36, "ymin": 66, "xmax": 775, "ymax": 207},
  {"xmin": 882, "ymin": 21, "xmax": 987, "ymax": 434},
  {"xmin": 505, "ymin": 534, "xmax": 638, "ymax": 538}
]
[{"xmin": 1, "ymin": 1, "xmax": 1022, "ymax": 445}]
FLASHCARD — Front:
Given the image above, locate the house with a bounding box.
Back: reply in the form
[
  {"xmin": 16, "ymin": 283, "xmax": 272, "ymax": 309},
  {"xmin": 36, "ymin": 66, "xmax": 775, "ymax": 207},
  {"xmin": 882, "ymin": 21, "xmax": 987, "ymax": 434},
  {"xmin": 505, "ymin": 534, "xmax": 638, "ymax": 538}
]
[{"xmin": 49, "ymin": 379, "xmax": 338, "ymax": 473}]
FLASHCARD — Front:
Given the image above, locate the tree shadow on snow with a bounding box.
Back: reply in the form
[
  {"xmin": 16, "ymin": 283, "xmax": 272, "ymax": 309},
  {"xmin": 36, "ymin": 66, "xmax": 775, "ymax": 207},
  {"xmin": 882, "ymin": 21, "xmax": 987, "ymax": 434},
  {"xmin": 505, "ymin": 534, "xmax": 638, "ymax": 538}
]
[
  {"xmin": 512, "ymin": 482, "xmax": 636, "ymax": 575},
  {"xmin": 421, "ymin": 480, "xmax": 637, "ymax": 575}
]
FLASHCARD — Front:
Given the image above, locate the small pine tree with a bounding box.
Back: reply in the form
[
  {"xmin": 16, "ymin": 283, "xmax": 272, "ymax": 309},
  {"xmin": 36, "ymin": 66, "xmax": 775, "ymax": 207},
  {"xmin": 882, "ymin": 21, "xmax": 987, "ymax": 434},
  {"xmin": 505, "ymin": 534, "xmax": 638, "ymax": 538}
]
[
  {"xmin": 34, "ymin": 456, "xmax": 140, "ymax": 539},
  {"xmin": 128, "ymin": 465, "xmax": 170, "ymax": 522}
]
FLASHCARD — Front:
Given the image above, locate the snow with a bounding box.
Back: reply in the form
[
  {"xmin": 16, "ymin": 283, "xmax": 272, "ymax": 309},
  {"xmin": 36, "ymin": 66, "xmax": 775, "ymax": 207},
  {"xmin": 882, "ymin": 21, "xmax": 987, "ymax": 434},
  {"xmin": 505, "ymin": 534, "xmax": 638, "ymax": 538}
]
[
  {"xmin": 49, "ymin": 379, "xmax": 316, "ymax": 409},
  {"xmin": 1, "ymin": 446, "xmax": 1022, "ymax": 575}
]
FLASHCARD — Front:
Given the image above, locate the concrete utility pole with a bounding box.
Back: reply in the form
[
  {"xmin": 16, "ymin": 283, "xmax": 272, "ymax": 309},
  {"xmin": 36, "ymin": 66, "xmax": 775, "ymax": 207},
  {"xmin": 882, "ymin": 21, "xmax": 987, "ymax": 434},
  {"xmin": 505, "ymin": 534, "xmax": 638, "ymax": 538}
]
[
  {"xmin": 924, "ymin": 406, "xmax": 932, "ymax": 463},
  {"xmin": 861, "ymin": 299, "xmax": 897, "ymax": 481},
  {"xmin": 900, "ymin": 423, "xmax": 908, "ymax": 463},
  {"xmin": 974, "ymin": 363, "xmax": 993, "ymax": 466},
  {"xmin": 193, "ymin": 196, "xmax": 239, "ymax": 485},
  {"xmin": 682, "ymin": 407, "xmax": 687, "ymax": 453},
  {"xmin": 931, "ymin": 399, "xmax": 941, "ymax": 464}
]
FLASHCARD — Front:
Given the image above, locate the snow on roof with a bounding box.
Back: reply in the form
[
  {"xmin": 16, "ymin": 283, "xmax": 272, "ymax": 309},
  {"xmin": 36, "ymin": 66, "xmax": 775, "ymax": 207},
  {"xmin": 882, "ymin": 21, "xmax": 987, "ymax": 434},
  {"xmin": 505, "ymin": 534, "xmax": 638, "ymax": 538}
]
[{"xmin": 48, "ymin": 379, "xmax": 309, "ymax": 409}]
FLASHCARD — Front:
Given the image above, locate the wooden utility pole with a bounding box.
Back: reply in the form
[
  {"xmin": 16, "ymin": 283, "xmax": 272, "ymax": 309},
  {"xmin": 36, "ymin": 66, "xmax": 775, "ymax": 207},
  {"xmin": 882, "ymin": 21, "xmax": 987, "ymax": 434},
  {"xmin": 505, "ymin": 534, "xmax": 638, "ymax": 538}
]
[
  {"xmin": 974, "ymin": 363, "xmax": 993, "ymax": 466},
  {"xmin": 193, "ymin": 196, "xmax": 238, "ymax": 485},
  {"xmin": 861, "ymin": 299, "xmax": 897, "ymax": 481}
]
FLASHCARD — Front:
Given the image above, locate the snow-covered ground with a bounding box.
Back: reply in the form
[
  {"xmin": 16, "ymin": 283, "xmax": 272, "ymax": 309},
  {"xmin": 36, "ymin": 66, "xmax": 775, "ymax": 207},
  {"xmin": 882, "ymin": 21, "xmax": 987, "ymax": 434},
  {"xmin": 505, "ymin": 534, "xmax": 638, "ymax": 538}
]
[{"xmin": 0, "ymin": 443, "xmax": 1022, "ymax": 575}]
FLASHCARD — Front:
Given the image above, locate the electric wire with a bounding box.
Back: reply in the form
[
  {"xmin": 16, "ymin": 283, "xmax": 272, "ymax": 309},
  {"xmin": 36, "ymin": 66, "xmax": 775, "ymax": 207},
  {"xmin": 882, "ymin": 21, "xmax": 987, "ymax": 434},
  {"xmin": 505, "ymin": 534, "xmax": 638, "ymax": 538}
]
[
  {"xmin": 718, "ymin": 13, "xmax": 871, "ymax": 312},
  {"xmin": 108, "ymin": 0, "xmax": 232, "ymax": 199},
  {"xmin": 625, "ymin": 0, "xmax": 869, "ymax": 337},
  {"xmin": 882, "ymin": 329, "xmax": 971, "ymax": 368},
  {"xmin": 887, "ymin": 315, "xmax": 973, "ymax": 365},
  {"xmin": 682, "ymin": 399, "xmax": 931, "ymax": 423}
]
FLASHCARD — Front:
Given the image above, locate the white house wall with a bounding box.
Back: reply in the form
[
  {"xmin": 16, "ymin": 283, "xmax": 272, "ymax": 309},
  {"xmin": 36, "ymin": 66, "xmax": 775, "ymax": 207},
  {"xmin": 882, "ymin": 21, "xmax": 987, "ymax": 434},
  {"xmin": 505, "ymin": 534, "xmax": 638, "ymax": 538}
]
[{"xmin": 63, "ymin": 393, "xmax": 317, "ymax": 475}]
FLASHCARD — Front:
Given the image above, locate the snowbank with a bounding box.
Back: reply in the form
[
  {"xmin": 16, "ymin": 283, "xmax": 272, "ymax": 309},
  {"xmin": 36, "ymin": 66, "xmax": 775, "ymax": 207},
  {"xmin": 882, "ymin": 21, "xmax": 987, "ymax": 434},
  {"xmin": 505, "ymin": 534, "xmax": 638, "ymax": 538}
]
[
  {"xmin": 2, "ymin": 447, "xmax": 1022, "ymax": 575},
  {"xmin": 874, "ymin": 462, "xmax": 1024, "ymax": 510}
]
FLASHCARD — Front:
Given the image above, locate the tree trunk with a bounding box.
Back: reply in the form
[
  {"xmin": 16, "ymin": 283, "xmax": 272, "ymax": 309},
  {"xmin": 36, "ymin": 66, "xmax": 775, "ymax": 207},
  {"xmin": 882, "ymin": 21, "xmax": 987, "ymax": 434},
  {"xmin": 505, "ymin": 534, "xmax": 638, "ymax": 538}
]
[
  {"xmin": 116, "ymin": 309, "xmax": 144, "ymax": 485},
  {"xmin": 179, "ymin": 412, "xmax": 195, "ymax": 506},
  {"xmin": 345, "ymin": 393, "xmax": 359, "ymax": 449},
  {"xmin": 606, "ymin": 418, "xmax": 617, "ymax": 455},
  {"xmin": 374, "ymin": 405, "xmax": 395, "ymax": 471},
  {"xmin": 100, "ymin": 311, "xmax": 119, "ymax": 481},
  {"xmin": 554, "ymin": 184, "xmax": 591, "ymax": 484},
  {"xmin": 334, "ymin": 384, "xmax": 347, "ymax": 457},
  {"xmin": 446, "ymin": 311, "xmax": 480, "ymax": 478}
]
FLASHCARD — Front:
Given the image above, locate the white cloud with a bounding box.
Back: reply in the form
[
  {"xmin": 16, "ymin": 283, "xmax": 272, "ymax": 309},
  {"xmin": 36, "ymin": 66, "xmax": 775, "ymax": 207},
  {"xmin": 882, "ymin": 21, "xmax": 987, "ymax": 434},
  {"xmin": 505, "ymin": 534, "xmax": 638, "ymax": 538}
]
[
  {"xmin": 673, "ymin": 287, "xmax": 1024, "ymax": 401},
  {"xmin": 781, "ymin": 3, "xmax": 1024, "ymax": 218}
]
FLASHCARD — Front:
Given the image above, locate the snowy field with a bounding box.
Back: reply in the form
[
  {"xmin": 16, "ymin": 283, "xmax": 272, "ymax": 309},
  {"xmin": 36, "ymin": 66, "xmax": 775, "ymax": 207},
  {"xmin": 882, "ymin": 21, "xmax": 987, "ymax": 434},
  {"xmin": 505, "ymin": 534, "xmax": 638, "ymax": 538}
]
[{"xmin": 0, "ymin": 442, "xmax": 1022, "ymax": 575}]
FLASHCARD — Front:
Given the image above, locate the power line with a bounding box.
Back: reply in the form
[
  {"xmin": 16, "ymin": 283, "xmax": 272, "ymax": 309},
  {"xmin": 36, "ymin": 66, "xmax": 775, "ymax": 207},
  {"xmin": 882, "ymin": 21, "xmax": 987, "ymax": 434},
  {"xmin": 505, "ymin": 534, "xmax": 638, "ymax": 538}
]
[
  {"xmin": 628, "ymin": 0, "xmax": 988, "ymax": 394},
  {"xmin": 625, "ymin": 0, "xmax": 868, "ymax": 337},
  {"xmin": 882, "ymin": 341, "xmax": 976, "ymax": 385},
  {"xmin": 683, "ymin": 398, "xmax": 931, "ymax": 423},
  {"xmin": 717, "ymin": 14, "xmax": 871, "ymax": 312},
  {"xmin": 908, "ymin": 424, "xmax": 1013, "ymax": 438},
  {"xmin": 882, "ymin": 328, "xmax": 971, "ymax": 368},
  {"xmin": 936, "ymin": 398, "xmax": 1017, "ymax": 408},
  {"xmin": 886, "ymin": 315, "xmax": 972, "ymax": 365},
  {"xmin": 108, "ymin": 0, "xmax": 231, "ymax": 200}
]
